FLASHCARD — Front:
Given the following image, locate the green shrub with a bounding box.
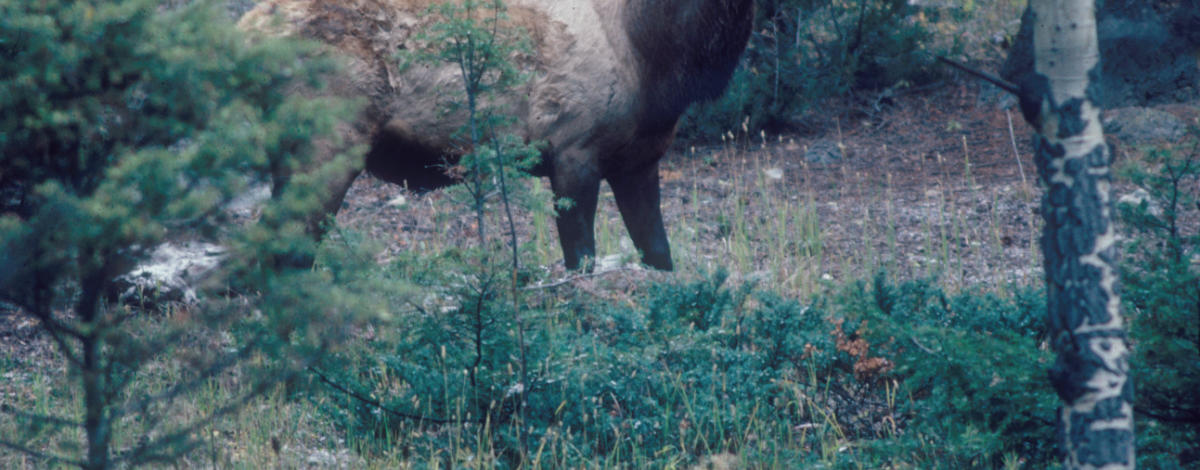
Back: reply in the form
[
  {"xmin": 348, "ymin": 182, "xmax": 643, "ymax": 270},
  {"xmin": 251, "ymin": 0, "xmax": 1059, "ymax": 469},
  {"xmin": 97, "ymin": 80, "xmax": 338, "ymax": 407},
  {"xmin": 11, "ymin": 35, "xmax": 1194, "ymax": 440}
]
[
  {"xmin": 319, "ymin": 266, "xmax": 1060, "ymax": 467},
  {"xmin": 823, "ymin": 273, "xmax": 1057, "ymax": 468},
  {"xmin": 677, "ymin": 0, "xmax": 939, "ymax": 141},
  {"xmin": 1117, "ymin": 136, "xmax": 1200, "ymax": 468},
  {"xmin": 316, "ymin": 268, "xmax": 861, "ymax": 466}
]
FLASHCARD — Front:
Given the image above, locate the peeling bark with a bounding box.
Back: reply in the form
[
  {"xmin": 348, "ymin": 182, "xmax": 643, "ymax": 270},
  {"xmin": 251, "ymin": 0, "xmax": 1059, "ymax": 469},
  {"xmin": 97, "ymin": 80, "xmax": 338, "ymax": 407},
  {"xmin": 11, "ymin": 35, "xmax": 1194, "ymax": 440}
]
[{"xmin": 1018, "ymin": 1, "xmax": 1136, "ymax": 468}]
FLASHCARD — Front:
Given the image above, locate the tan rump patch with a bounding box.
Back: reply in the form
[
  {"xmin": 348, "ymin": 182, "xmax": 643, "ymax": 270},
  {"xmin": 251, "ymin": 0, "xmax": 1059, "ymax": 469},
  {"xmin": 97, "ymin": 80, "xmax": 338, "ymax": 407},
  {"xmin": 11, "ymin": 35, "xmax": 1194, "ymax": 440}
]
[{"xmin": 239, "ymin": 0, "xmax": 556, "ymax": 85}]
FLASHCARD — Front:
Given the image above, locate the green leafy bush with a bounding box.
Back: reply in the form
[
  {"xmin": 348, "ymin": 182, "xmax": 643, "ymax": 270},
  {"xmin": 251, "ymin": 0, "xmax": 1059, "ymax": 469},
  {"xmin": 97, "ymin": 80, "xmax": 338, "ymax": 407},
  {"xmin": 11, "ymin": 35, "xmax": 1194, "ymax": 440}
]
[{"xmin": 677, "ymin": 0, "xmax": 939, "ymax": 141}]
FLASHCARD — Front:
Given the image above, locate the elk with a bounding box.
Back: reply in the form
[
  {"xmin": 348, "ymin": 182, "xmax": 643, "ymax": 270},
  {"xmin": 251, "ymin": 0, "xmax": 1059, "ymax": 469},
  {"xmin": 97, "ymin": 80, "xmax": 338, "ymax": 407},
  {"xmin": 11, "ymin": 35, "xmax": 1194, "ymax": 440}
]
[{"xmin": 239, "ymin": 0, "xmax": 754, "ymax": 270}]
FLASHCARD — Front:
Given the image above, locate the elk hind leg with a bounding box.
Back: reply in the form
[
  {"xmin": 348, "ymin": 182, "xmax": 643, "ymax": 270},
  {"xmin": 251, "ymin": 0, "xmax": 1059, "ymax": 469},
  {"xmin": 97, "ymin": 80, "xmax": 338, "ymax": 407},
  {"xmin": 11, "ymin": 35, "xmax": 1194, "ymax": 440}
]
[{"xmin": 608, "ymin": 161, "xmax": 673, "ymax": 271}]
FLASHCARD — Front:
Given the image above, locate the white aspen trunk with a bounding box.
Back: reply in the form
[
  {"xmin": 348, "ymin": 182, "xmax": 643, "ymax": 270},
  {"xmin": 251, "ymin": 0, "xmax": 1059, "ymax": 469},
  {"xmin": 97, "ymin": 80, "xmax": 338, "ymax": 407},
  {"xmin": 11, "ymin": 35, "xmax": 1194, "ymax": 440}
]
[{"xmin": 1024, "ymin": 0, "xmax": 1136, "ymax": 468}]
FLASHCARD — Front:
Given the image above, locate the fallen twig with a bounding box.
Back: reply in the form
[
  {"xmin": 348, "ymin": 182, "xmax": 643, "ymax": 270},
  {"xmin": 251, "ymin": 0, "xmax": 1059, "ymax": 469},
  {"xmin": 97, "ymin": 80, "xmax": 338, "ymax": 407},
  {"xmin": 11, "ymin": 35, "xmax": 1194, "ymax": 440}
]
[{"xmin": 522, "ymin": 266, "xmax": 630, "ymax": 291}]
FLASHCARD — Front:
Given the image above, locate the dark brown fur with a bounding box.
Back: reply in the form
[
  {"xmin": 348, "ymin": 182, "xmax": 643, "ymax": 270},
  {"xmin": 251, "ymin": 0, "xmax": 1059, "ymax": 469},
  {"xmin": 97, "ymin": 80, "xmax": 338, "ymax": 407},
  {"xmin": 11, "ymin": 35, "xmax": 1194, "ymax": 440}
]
[{"xmin": 242, "ymin": 0, "xmax": 754, "ymax": 270}]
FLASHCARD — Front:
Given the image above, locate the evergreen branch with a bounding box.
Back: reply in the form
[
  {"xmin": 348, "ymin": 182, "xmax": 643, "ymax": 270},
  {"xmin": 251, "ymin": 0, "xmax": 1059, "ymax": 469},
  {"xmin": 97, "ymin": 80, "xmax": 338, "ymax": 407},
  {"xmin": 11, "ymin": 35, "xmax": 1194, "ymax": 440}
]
[{"xmin": 28, "ymin": 308, "xmax": 84, "ymax": 367}]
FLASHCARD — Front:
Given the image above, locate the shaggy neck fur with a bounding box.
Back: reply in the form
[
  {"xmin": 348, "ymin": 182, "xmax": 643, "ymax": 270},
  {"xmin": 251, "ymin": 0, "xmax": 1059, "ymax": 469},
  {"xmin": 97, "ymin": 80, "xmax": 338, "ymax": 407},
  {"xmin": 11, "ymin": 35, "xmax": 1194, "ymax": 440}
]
[{"xmin": 624, "ymin": 0, "xmax": 754, "ymax": 134}]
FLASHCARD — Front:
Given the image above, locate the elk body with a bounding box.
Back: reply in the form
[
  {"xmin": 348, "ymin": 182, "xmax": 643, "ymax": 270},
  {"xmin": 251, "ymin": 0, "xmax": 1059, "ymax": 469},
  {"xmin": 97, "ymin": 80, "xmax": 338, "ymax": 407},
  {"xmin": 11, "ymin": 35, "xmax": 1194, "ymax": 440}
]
[{"xmin": 240, "ymin": 0, "xmax": 754, "ymax": 270}]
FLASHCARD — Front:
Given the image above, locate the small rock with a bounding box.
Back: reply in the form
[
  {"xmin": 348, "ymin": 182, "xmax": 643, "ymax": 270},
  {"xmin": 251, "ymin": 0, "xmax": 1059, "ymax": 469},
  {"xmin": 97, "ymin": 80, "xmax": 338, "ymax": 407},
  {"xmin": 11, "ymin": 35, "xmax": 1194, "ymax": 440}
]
[
  {"xmin": 1117, "ymin": 187, "xmax": 1163, "ymax": 216},
  {"xmin": 115, "ymin": 241, "xmax": 226, "ymax": 306},
  {"xmin": 763, "ymin": 167, "xmax": 784, "ymax": 181}
]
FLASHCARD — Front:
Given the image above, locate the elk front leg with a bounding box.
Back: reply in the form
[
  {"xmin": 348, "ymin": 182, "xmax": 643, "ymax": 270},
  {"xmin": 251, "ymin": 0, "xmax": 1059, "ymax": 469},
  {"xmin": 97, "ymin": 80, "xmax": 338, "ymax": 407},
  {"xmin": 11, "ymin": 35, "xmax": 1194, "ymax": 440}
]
[
  {"xmin": 608, "ymin": 161, "xmax": 673, "ymax": 271},
  {"xmin": 549, "ymin": 154, "xmax": 601, "ymax": 271}
]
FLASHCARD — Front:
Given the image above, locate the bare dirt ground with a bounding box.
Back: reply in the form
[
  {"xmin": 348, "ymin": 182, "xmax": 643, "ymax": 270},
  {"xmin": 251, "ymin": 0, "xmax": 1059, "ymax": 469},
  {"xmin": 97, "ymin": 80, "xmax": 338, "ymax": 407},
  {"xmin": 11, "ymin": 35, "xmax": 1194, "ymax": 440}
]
[
  {"xmin": 337, "ymin": 83, "xmax": 1070, "ymax": 295},
  {"xmin": 335, "ymin": 81, "xmax": 1199, "ymax": 301}
]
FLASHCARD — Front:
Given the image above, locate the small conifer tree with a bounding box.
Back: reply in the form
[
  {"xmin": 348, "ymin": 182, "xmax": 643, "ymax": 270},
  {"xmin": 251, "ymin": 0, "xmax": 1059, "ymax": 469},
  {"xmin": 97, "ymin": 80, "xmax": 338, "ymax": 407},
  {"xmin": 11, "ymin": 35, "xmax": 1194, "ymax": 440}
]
[
  {"xmin": 0, "ymin": 0, "xmax": 369, "ymax": 467},
  {"xmin": 311, "ymin": 1, "xmax": 547, "ymax": 465}
]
